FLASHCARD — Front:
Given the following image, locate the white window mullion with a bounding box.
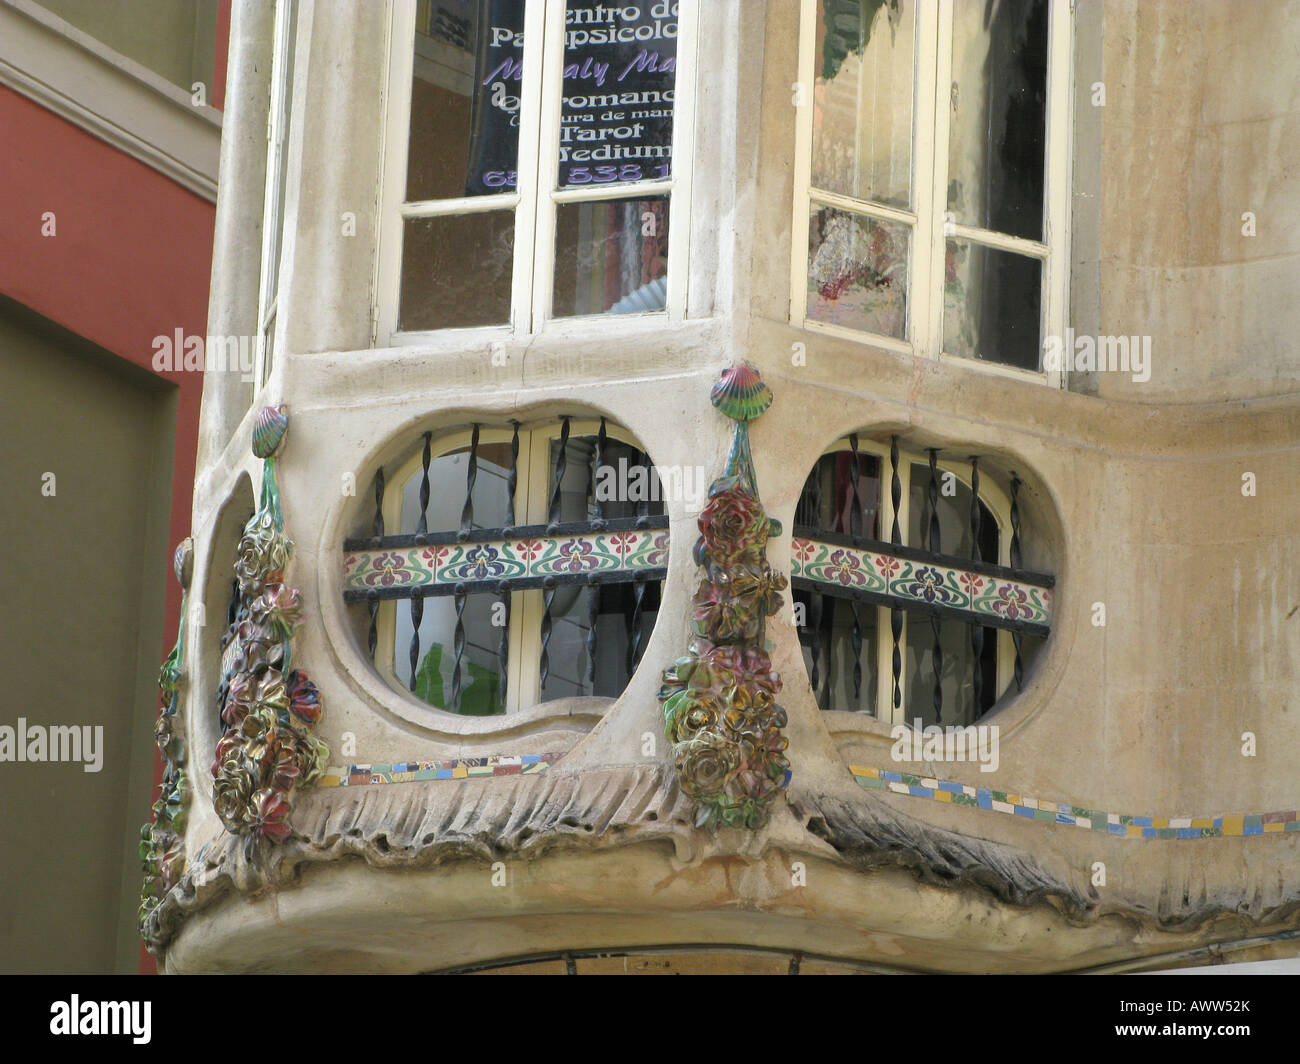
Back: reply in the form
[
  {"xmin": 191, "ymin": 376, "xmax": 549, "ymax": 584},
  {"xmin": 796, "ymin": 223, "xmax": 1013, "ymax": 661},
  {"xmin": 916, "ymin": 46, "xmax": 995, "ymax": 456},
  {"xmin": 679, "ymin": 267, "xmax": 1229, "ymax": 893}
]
[
  {"xmin": 376, "ymin": 0, "xmax": 416, "ymax": 345},
  {"xmin": 551, "ymin": 179, "xmax": 673, "ymax": 205},
  {"xmin": 925, "ymin": 0, "xmax": 955, "ymax": 361},
  {"xmin": 948, "ymin": 223, "xmax": 1048, "ymax": 260},
  {"xmin": 1042, "ymin": 0, "xmax": 1074, "ymax": 389},
  {"xmin": 401, "ymin": 194, "xmax": 520, "ymax": 218},
  {"xmin": 809, "ymin": 189, "xmax": 916, "ymax": 227},
  {"xmin": 909, "ymin": 0, "xmax": 941, "ymax": 353},
  {"xmin": 663, "ymin": 0, "xmax": 698, "ymax": 320},
  {"xmin": 528, "ymin": 0, "xmax": 566, "ymax": 331},
  {"xmin": 254, "ymin": 0, "xmax": 296, "ymax": 391},
  {"xmin": 789, "ymin": 0, "xmax": 817, "ymax": 330},
  {"xmin": 510, "ymin": 0, "xmax": 548, "ymax": 336}
]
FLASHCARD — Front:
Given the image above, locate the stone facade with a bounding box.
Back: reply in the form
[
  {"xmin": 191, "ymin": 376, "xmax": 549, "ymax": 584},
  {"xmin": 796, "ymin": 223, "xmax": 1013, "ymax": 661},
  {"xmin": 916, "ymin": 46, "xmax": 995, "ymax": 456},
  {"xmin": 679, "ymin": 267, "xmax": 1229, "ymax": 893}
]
[{"xmin": 145, "ymin": 0, "xmax": 1300, "ymax": 973}]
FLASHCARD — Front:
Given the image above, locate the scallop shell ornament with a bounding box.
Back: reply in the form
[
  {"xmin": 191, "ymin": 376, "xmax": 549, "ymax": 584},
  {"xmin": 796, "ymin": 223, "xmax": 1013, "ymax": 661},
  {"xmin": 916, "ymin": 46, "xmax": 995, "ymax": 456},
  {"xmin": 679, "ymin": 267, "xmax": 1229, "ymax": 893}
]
[
  {"xmin": 710, "ymin": 364, "xmax": 772, "ymax": 422},
  {"xmin": 252, "ymin": 404, "xmax": 289, "ymax": 459},
  {"xmin": 173, "ymin": 537, "xmax": 194, "ymax": 590}
]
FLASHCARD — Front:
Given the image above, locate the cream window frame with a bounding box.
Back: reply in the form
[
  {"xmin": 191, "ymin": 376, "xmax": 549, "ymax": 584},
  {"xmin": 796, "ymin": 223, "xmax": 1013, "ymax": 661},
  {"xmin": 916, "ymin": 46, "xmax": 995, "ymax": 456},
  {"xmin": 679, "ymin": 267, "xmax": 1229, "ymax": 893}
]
[
  {"xmin": 790, "ymin": 0, "xmax": 1073, "ymax": 387},
  {"xmin": 375, "ymin": 0, "xmax": 698, "ymax": 347}
]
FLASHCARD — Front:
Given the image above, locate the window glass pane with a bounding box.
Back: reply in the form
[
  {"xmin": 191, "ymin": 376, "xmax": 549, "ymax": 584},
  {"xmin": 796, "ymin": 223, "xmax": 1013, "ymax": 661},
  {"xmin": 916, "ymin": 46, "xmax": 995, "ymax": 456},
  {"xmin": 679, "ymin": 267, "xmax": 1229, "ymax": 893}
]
[
  {"xmin": 396, "ymin": 593, "xmax": 507, "ymax": 715},
  {"xmin": 807, "ymin": 206, "xmax": 908, "ymax": 339},
  {"xmin": 549, "ymin": 436, "xmax": 667, "ymax": 520},
  {"xmin": 400, "ymin": 443, "xmax": 514, "ymax": 535},
  {"xmin": 391, "ymin": 441, "xmax": 515, "ymax": 714},
  {"xmin": 905, "ymin": 615, "xmax": 986, "ymax": 726},
  {"xmin": 553, "ymin": 196, "xmax": 669, "ymax": 317},
  {"xmin": 799, "ymin": 594, "xmax": 878, "ymax": 714},
  {"xmin": 795, "ymin": 451, "xmax": 881, "ymax": 537},
  {"xmin": 542, "ymin": 433, "xmax": 663, "ymax": 700},
  {"xmin": 943, "ymin": 240, "xmax": 1041, "ymax": 370},
  {"xmin": 811, "ymin": 0, "xmax": 914, "ymax": 209},
  {"xmin": 407, "ymin": 0, "xmax": 526, "ymax": 201},
  {"xmin": 946, "ymin": 0, "xmax": 1048, "ymax": 241},
  {"xmin": 399, "ymin": 211, "xmax": 515, "ymax": 330},
  {"xmin": 540, "ymin": 581, "xmax": 661, "ymax": 699},
  {"xmin": 907, "ymin": 462, "xmax": 999, "ymax": 560},
  {"xmin": 557, "ymin": 0, "xmax": 678, "ymax": 189}
]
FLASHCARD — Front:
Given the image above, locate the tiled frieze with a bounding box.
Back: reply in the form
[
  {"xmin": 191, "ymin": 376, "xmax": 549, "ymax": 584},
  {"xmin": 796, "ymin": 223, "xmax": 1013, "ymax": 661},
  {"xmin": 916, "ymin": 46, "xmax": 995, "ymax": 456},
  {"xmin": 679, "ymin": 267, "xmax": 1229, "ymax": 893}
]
[
  {"xmin": 850, "ymin": 765, "xmax": 1299, "ymax": 838},
  {"xmin": 791, "ymin": 536, "xmax": 1052, "ymax": 631},
  {"xmin": 343, "ymin": 525, "xmax": 670, "ymax": 599}
]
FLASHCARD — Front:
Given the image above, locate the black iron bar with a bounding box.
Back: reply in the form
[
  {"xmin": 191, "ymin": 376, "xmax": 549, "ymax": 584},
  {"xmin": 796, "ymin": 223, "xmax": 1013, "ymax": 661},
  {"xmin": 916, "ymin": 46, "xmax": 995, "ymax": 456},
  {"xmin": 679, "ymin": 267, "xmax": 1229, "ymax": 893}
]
[
  {"xmin": 928, "ymin": 449, "xmax": 942, "ymax": 723},
  {"xmin": 459, "ymin": 423, "xmax": 480, "ymax": 536},
  {"xmin": 505, "ymin": 421, "xmax": 520, "ymax": 530},
  {"xmin": 368, "ymin": 466, "xmax": 385, "ymax": 658},
  {"xmin": 451, "ymin": 585, "xmax": 467, "ymax": 711},
  {"xmin": 970, "ymin": 456, "xmax": 984, "ymax": 718},
  {"xmin": 889, "ymin": 437, "xmax": 902, "ymax": 711},
  {"xmin": 548, "ymin": 417, "xmax": 571, "ymax": 527},
  {"xmin": 1010, "ymin": 474, "xmax": 1024, "ymax": 691},
  {"xmin": 496, "ymin": 582, "xmax": 510, "ymax": 711},
  {"xmin": 586, "ymin": 577, "xmax": 601, "ymax": 692},
  {"xmin": 408, "ymin": 591, "xmax": 423, "ymax": 693},
  {"xmin": 415, "ymin": 431, "xmax": 432, "ymax": 537}
]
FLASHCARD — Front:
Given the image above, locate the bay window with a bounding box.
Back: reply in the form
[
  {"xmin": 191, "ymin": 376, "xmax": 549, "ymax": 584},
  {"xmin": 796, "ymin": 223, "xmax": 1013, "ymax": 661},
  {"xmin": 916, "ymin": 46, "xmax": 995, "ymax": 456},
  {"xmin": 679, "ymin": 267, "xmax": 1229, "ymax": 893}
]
[{"xmin": 792, "ymin": 0, "xmax": 1072, "ymax": 382}]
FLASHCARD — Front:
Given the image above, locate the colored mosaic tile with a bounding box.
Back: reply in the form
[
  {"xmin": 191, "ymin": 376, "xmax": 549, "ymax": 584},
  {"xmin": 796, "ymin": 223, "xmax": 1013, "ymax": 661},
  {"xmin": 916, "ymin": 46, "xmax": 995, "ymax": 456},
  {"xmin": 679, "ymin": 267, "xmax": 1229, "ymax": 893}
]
[
  {"xmin": 790, "ymin": 536, "xmax": 1052, "ymax": 630},
  {"xmin": 317, "ymin": 752, "xmax": 564, "ymax": 788},
  {"xmin": 848, "ymin": 764, "xmax": 1300, "ymax": 840},
  {"xmin": 343, "ymin": 526, "xmax": 670, "ymax": 597}
]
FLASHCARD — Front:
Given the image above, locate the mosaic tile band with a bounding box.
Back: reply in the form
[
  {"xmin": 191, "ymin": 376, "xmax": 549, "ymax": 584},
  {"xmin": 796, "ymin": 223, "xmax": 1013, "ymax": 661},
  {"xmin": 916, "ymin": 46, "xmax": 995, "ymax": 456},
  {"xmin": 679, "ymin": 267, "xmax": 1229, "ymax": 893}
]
[
  {"xmin": 313, "ymin": 754, "xmax": 1296, "ymax": 840},
  {"xmin": 319, "ymin": 753, "xmax": 564, "ymax": 787},
  {"xmin": 343, "ymin": 528, "xmax": 670, "ymax": 597},
  {"xmin": 792, "ymin": 537, "xmax": 1052, "ymax": 628},
  {"xmin": 851, "ymin": 765, "xmax": 1300, "ymax": 838}
]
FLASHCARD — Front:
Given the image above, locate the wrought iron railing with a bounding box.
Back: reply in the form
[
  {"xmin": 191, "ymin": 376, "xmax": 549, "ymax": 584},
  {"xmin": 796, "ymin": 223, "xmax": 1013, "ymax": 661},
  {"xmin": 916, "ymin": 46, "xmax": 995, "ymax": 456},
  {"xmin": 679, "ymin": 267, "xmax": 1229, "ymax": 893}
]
[
  {"xmin": 343, "ymin": 416, "xmax": 668, "ymax": 714},
  {"xmin": 791, "ymin": 435, "xmax": 1053, "ymax": 723}
]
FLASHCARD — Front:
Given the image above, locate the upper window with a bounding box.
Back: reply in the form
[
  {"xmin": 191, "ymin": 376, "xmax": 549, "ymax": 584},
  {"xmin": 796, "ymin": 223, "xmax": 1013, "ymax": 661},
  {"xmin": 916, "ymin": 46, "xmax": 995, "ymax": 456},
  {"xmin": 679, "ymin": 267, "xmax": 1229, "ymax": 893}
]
[
  {"xmin": 379, "ymin": 0, "xmax": 695, "ymax": 340},
  {"xmin": 792, "ymin": 0, "xmax": 1071, "ymax": 381}
]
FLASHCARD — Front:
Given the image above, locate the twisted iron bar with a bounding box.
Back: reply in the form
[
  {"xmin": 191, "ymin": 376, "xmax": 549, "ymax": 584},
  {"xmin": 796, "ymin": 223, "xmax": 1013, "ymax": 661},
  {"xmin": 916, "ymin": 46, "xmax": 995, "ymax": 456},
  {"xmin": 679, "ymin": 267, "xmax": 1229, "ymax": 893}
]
[
  {"xmin": 928, "ymin": 449, "xmax": 943, "ymax": 723},
  {"xmin": 889, "ymin": 436, "xmax": 902, "ymax": 711}
]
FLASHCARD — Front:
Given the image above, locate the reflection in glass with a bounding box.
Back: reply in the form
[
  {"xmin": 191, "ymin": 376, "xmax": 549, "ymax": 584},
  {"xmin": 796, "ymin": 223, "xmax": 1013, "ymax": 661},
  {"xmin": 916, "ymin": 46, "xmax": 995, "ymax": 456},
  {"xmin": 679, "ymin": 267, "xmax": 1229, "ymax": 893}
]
[
  {"xmin": 807, "ymin": 207, "xmax": 909, "ymax": 339},
  {"xmin": 406, "ymin": 0, "xmax": 526, "ymax": 201},
  {"xmin": 392, "ymin": 442, "xmax": 516, "ymax": 715},
  {"xmin": 812, "ymin": 0, "xmax": 913, "ymax": 209},
  {"xmin": 943, "ymin": 240, "xmax": 1041, "ymax": 370},
  {"xmin": 553, "ymin": 196, "xmax": 669, "ymax": 317},
  {"xmin": 795, "ymin": 451, "xmax": 882, "ymax": 539},
  {"xmin": 904, "ymin": 614, "xmax": 996, "ymax": 726},
  {"xmin": 558, "ymin": 0, "xmax": 678, "ymax": 189},
  {"xmin": 798, "ymin": 593, "xmax": 879, "ymax": 715},
  {"xmin": 539, "ymin": 433, "xmax": 665, "ymax": 699},
  {"xmin": 399, "ymin": 212, "xmax": 515, "ymax": 330},
  {"xmin": 907, "ymin": 463, "xmax": 999, "ymax": 560},
  {"xmin": 946, "ymin": 0, "xmax": 1048, "ymax": 241}
]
